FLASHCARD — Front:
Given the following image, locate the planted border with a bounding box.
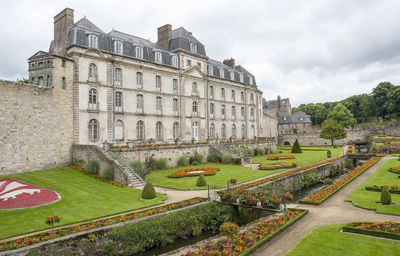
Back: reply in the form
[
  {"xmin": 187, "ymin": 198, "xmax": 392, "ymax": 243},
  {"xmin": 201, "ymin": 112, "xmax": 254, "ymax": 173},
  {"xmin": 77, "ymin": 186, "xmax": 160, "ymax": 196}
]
[
  {"xmin": 365, "ymin": 185, "xmax": 400, "ymax": 194},
  {"xmin": 167, "ymin": 167, "xmax": 220, "ymax": 178},
  {"xmin": 300, "ymin": 157, "xmax": 381, "ymax": 205},
  {"xmin": 267, "ymin": 155, "xmax": 295, "ymax": 160},
  {"xmin": 342, "ymin": 221, "xmax": 400, "ymax": 240},
  {"xmin": 259, "ymin": 162, "xmax": 296, "ymax": 170},
  {"xmin": 70, "ymin": 165, "xmax": 126, "ymax": 187},
  {"xmin": 0, "ymin": 197, "xmax": 206, "ymax": 252}
]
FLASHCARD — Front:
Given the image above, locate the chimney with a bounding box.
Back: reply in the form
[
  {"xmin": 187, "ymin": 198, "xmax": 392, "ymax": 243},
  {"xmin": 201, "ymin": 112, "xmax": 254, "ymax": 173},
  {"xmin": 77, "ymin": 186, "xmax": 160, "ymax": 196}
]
[
  {"xmin": 277, "ymin": 95, "xmax": 281, "ymax": 108},
  {"xmin": 223, "ymin": 58, "xmax": 235, "ymax": 68},
  {"xmin": 157, "ymin": 24, "xmax": 172, "ymax": 50},
  {"xmin": 53, "ymin": 8, "xmax": 74, "ymax": 56}
]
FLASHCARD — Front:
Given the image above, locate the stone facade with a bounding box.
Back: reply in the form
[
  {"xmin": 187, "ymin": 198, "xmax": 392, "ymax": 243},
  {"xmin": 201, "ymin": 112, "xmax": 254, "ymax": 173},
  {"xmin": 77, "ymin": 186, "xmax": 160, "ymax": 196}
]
[
  {"xmin": 279, "ymin": 129, "xmax": 370, "ymax": 146},
  {"xmin": 0, "ymin": 69, "xmax": 73, "ymax": 174}
]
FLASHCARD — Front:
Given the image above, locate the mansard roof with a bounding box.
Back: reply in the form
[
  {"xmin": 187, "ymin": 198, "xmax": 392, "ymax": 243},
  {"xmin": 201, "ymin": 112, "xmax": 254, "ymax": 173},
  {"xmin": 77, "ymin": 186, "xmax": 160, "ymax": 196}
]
[
  {"xmin": 277, "ymin": 112, "xmax": 312, "ymax": 124},
  {"xmin": 264, "ymin": 98, "xmax": 290, "ymax": 108},
  {"xmin": 206, "ymin": 59, "xmax": 257, "ymax": 86},
  {"xmin": 168, "ymin": 27, "xmax": 207, "ymax": 57},
  {"xmin": 75, "ymin": 17, "xmax": 105, "ymax": 34}
]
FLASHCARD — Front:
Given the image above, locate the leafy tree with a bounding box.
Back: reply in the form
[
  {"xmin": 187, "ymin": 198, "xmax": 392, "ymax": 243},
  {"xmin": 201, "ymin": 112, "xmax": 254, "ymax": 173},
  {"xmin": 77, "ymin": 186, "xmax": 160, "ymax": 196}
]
[
  {"xmin": 386, "ymin": 87, "xmax": 400, "ymax": 120},
  {"xmin": 327, "ymin": 103, "xmax": 356, "ymax": 128},
  {"xmin": 320, "ymin": 119, "xmax": 347, "ymax": 146},
  {"xmin": 372, "ymin": 81, "xmax": 395, "ymax": 119}
]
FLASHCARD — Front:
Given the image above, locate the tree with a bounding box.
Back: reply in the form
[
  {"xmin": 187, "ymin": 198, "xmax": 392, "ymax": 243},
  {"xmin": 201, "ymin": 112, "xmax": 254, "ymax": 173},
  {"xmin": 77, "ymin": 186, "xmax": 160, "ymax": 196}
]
[
  {"xmin": 291, "ymin": 139, "xmax": 302, "ymax": 153},
  {"xmin": 320, "ymin": 119, "xmax": 347, "ymax": 146},
  {"xmin": 372, "ymin": 82, "xmax": 395, "ymax": 119},
  {"xmin": 327, "ymin": 103, "xmax": 356, "ymax": 128},
  {"xmin": 386, "ymin": 87, "xmax": 400, "ymax": 120}
]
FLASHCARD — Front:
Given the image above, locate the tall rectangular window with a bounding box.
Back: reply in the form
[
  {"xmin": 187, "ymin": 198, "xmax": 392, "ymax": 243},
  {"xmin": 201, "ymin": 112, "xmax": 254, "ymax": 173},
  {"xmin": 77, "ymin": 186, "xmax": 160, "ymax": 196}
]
[
  {"xmin": 155, "ymin": 51, "xmax": 162, "ymax": 63},
  {"xmin": 137, "ymin": 72, "xmax": 143, "ymax": 88},
  {"xmin": 232, "ymin": 106, "xmax": 236, "ymax": 119},
  {"xmin": 137, "ymin": 94, "xmax": 143, "ymax": 113},
  {"xmin": 155, "ymin": 75, "xmax": 161, "ymax": 91},
  {"xmin": 88, "ymin": 35, "xmax": 98, "ymax": 48},
  {"xmin": 210, "ymin": 103, "xmax": 214, "ymax": 116},
  {"xmin": 38, "ymin": 76, "xmax": 43, "ymax": 86},
  {"xmin": 156, "ymin": 96, "xmax": 162, "ymax": 114},
  {"xmin": 241, "ymin": 107, "xmax": 245, "ymax": 119},
  {"xmin": 231, "ymin": 90, "xmax": 235, "ymax": 102},
  {"xmin": 209, "ymin": 86, "xmax": 214, "ymax": 98},
  {"xmin": 114, "ymin": 41, "xmax": 123, "ymax": 54},
  {"xmin": 221, "ymin": 88, "xmax": 225, "ymax": 100},
  {"xmin": 241, "ymin": 92, "xmax": 244, "ymax": 102},
  {"xmin": 171, "ymin": 55, "xmax": 178, "ymax": 67},
  {"xmin": 61, "ymin": 60, "xmax": 66, "ymax": 68},
  {"xmin": 115, "ymin": 68, "xmax": 122, "ymax": 86},
  {"xmin": 173, "ymin": 98, "xmax": 178, "ymax": 113},
  {"xmin": 173, "ymin": 79, "xmax": 178, "ymax": 93},
  {"xmin": 61, "ymin": 77, "xmax": 66, "ymax": 89},
  {"xmin": 135, "ymin": 46, "xmax": 143, "ymax": 58},
  {"xmin": 115, "ymin": 91, "xmax": 123, "ymax": 112},
  {"xmin": 221, "ymin": 105, "xmax": 225, "ymax": 119}
]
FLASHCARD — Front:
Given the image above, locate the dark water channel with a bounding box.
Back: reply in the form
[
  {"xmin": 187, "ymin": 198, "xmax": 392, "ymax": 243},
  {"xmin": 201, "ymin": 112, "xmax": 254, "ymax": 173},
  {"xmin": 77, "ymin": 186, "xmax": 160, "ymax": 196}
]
[{"xmin": 137, "ymin": 206, "xmax": 274, "ymax": 256}]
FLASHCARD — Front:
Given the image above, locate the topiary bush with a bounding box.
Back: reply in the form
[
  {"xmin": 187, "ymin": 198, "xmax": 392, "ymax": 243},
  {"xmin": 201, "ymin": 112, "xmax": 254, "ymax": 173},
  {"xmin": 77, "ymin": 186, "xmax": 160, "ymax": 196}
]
[
  {"xmin": 327, "ymin": 150, "xmax": 332, "ymax": 158},
  {"xmin": 230, "ymin": 178, "xmax": 237, "ymax": 185},
  {"xmin": 141, "ymin": 182, "xmax": 156, "ymax": 199},
  {"xmin": 253, "ymin": 148, "xmax": 259, "ymax": 156},
  {"xmin": 207, "ymin": 153, "xmax": 219, "ymax": 163},
  {"xmin": 177, "ymin": 156, "xmax": 189, "ymax": 166},
  {"xmin": 193, "ymin": 153, "xmax": 204, "ymax": 163},
  {"xmin": 380, "ymin": 186, "xmax": 392, "ymax": 205},
  {"xmin": 155, "ymin": 158, "xmax": 168, "ymax": 170},
  {"xmin": 291, "ymin": 139, "xmax": 302, "ymax": 153},
  {"xmin": 100, "ymin": 165, "xmax": 114, "ymax": 180},
  {"xmin": 85, "ymin": 160, "xmax": 100, "ymax": 175},
  {"xmin": 196, "ymin": 174, "xmax": 207, "ymax": 187},
  {"xmin": 222, "ymin": 154, "xmax": 233, "ymax": 164}
]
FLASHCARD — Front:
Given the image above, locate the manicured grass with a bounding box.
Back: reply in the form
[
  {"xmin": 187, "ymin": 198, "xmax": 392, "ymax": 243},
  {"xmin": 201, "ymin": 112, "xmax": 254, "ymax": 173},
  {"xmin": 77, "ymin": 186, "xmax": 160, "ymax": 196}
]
[
  {"xmin": 252, "ymin": 146, "xmax": 343, "ymax": 166},
  {"xmin": 285, "ymin": 224, "xmax": 400, "ymax": 256},
  {"xmin": 374, "ymin": 135, "xmax": 397, "ymax": 139},
  {"xmin": 147, "ymin": 163, "xmax": 283, "ymax": 190},
  {"xmin": 0, "ymin": 167, "xmax": 167, "ymax": 240},
  {"xmin": 345, "ymin": 159, "xmax": 400, "ymax": 215}
]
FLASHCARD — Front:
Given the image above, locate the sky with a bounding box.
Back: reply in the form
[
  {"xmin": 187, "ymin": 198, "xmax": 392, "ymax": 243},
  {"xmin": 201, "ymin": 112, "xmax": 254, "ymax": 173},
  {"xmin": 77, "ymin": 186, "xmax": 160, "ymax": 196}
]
[{"xmin": 1, "ymin": 0, "xmax": 400, "ymax": 106}]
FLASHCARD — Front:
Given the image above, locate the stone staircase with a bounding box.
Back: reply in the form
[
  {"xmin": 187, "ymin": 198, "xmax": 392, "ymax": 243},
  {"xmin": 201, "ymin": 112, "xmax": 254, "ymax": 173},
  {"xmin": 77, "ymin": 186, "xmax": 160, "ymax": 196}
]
[
  {"xmin": 209, "ymin": 144, "xmax": 241, "ymax": 163},
  {"xmin": 95, "ymin": 146, "xmax": 145, "ymax": 188}
]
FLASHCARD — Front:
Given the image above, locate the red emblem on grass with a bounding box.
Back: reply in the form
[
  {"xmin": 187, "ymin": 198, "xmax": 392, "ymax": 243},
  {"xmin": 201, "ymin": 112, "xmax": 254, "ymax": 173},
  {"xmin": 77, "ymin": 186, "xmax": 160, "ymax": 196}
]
[{"xmin": 0, "ymin": 179, "xmax": 60, "ymax": 210}]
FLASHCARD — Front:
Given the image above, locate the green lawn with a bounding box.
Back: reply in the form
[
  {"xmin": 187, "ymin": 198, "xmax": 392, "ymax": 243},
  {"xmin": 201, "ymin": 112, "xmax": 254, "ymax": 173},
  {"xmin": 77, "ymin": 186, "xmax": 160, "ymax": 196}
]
[
  {"xmin": 285, "ymin": 224, "xmax": 399, "ymax": 256},
  {"xmin": 374, "ymin": 135, "xmax": 397, "ymax": 139},
  {"xmin": 0, "ymin": 167, "xmax": 167, "ymax": 240},
  {"xmin": 345, "ymin": 158, "xmax": 400, "ymax": 215},
  {"xmin": 252, "ymin": 146, "xmax": 344, "ymax": 165},
  {"xmin": 147, "ymin": 163, "xmax": 282, "ymax": 190}
]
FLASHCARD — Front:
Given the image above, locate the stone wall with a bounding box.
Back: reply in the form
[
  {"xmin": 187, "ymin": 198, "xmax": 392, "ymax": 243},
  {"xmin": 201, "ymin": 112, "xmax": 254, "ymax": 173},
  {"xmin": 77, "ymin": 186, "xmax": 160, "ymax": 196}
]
[
  {"xmin": 278, "ymin": 129, "xmax": 370, "ymax": 146},
  {"xmin": 0, "ymin": 78, "xmax": 74, "ymax": 175}
]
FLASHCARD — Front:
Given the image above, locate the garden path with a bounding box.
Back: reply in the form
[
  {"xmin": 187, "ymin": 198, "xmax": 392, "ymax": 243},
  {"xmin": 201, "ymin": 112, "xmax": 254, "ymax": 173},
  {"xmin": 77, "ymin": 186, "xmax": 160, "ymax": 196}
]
[{"xmin": 252, "ymin": 155, "xmax": 400, "ymax": 256}]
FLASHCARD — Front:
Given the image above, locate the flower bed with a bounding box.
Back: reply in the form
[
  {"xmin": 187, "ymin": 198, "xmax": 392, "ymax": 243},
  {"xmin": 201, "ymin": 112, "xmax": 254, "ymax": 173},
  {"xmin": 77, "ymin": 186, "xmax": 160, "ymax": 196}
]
[
  {"xmin": 234, "ymin": 156, "xmax": 343, "ymax": 191},
  {"xmin": 348, "ymin": 145, "xmax": 354, "ymax": 153},
  {"xmin": 167, "ymin": 167, "xmax": 220, "ymax": 178},
  {"xmin": 342, "ymin": 221, "xmax": 400, "ymax": 240},
  {"xmin": 259, "ymin": 162, "xmax": 296, "ymax": 170},
  {"xmin": 389, "ymin": 165, "xmax": 400, "ymax": 174},
  {"xmin": 365, "ymin": 184, "xmax": 400, "ymax": 194},
  {"xmin": 0, "ymin": 197, "xmax": 206, "ymax": 252},
  {"xmin": 267, "ymin": 155, "xmax": 295, "ymax": 160},
  {"xmin": 70, "ymin": 165, "xmax": 127, "ymax": 187},
  {"xmin": 185, "ymin": 209, "xmax": 308, "ymax": 256},
  {"xmin": 217, "ymin": 190, "xmax": 289, "ymax": 209},
  {"xmin": 300, "ymin": 157, "xmax": 381, "ymax": 205},
  {"xmin": 346, "ymin": 153, "xmax": 377, "ymax": 159}
]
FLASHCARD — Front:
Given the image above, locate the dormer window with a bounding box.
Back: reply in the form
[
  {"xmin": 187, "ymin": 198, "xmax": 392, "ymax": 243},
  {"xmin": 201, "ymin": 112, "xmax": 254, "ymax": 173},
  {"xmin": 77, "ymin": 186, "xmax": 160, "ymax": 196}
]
[
  {"xmin": 219, "ymin": 68, "xmax": 224, "ymax": 78},
  {"xmin": 299, "ymin": 117, "xmax": 303, "ymax": 121},
  {"xmin": 155, "ymin": 51, "xmax": 162, "ymax": 63},
  {"xmin": 114, "ymin": 41, "xmax": 123, "ymax": 54},
  {"xmin": 190, "ymin": 42, "xmax": 197, "ymax": 53},
  {"xmin": 230, "ymin": 71, "xmax": 235, "ymax": 81},
  {"xmin": 135, "ymin": 46, "xmax": 143, "ymax": 59},
  {"xmin": 207, "ymin": 65, "xmax": 213, "ymax": 75},
  {"xmin": 283, "ymin": 116, "xmax": 287, "ymax": 121},
  {"xmin": 239, "ymin": 73, "xmax": 244, "ymax": 83},
  {"xmin": 249, "ymin": 75, "xmax": 254, "ymax": 85},
  {"xmin": 88, "ymin": 34, "xmax": 98, "ymax": 49},
  {"xmin": 171, "ymin": 55, "xmax": 178, "ymax": 67}
]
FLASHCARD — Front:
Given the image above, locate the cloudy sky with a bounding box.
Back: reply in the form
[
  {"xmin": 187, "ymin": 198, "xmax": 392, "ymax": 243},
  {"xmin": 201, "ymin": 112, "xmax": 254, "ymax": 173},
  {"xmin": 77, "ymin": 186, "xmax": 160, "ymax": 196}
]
[{"xmin": 1, "ymin": 0, "xmax": 400, "ymax": 106}]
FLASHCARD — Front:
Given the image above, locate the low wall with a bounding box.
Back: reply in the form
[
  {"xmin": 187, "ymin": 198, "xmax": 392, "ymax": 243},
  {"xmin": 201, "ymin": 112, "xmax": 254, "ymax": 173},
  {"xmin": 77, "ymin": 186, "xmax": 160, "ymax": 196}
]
[{"xmin": 279, "ymin": 129, "xmax": 369, "ymax": 146}]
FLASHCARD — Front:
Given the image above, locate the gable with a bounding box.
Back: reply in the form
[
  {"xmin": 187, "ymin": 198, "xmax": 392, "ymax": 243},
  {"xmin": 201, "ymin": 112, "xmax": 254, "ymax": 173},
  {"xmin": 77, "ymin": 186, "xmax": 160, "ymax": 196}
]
[
  {"xmin": 182, "ymin": 66, "xmax": 205, "ymax": 79},
  {"xmin": 28, "ymin": 51, "xmax": 50, "ymax": 60}
]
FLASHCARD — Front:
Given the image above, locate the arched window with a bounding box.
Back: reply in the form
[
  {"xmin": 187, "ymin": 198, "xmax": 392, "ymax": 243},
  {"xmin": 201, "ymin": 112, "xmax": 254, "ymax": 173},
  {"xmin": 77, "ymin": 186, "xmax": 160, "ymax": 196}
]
[
  {"xmin": 156, "ymin": 121, "xmax": 163, "ymax": 140},
  {"xmin": 193, "ymin": 122, "xmax": 199, "ymax": 141},
  {"xmin": 192, "ymin": 82, "xmax": 197, "ymax": 96},
  {"xmin": 251, "ymin": 125, "xmax": 255, "ymax": 138},
  {"xmin": 137, "ymin": 121, "xmax": 145, "ymax": 141},
  {"xmin": 89, "ymin": 64, "xmax": 97, "ymax": 82},
  {"xmin": 242, "ymin": 124, "xmax": 246, "ymax": 139},
  {"xmin": 210, "ymin": 123, "xmax": 215, "ymax": 138},
  {"xmin": 192, "ymin": 101, "xmax": 198, "ymax": 113},
  {"xmin": 232, "ymin": 124, "xmax": 236, "ymax": 139},
  {"xmin": 88, "ymin": 119, "xmax": 99, "ymax": 141},
  {"xmin": 115, "ymin": 120, "xmax": 124, "ymax": 140},
  {"xmin": 250, "ymin": 93, "xmax": 254, "ymax": 104},
  {"xmin": 89, "ymin": 88, "xmax": 97, "ymax": 110},
  {"xmin": 173, "ymin": 122, "xmax": 179, "ymax": 139},
  {"xmin": 221, "ymin": 124, "xmax": 226, "ymax": 139}
]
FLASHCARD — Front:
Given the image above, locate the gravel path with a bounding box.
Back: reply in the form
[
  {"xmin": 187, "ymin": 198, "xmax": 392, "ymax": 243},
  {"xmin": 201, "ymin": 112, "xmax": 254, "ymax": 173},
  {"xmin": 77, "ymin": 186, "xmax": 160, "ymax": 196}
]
[{"xmin": 252, "ymin": 155, "xmax": 400, "ymax": 256}]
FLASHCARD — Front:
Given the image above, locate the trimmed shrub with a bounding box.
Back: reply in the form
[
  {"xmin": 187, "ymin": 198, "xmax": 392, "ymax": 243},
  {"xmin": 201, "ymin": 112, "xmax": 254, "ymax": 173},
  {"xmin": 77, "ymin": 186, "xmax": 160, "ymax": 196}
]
[
  {"xmin": 253, "ymin": 148, "xmax": 259, "ymax": 156},
  {"xmin": 196, "ymin": 174, "xmax": 207, "ymax": 187},
  {"xmin": 177, "ymin": 156, "xmax": 189, "ymax": 166},
  {"xmin": 155, "ymin": 158, "xmax": 168, "ymax": 170},
  {"xmin": 193, "ymin": 153, "xmax": 204, "ymax": 163},
  {"xmin": 327, "ymin": 150, "xmax": 332, "ymax": 158},
  {"xmin": 192, "ymin": 161, "xmax": 200, "ymax": 165},
  {"xmin": 230, "ymin": 178, "xmax": 237, "ymax": 185},
  {"xmin": 323, "ymin": 178, "xmax": 333, "ymax": 185},
  {"xmin": 141, "ymin": 182, "xmax": 156, "ymax": 199},
  {"xmin": 100, "ymin": 165, "xmax": 114, "ymax": 180},
  {"xmin": 259, "ymin": 148, "xmax": 266, "ymax": 155},
  {"xmin": 130, "ymin": 161, "xmax": 148, "ymax": 180},
  {"xmin": 85, "ymin": 160, "xmax": 100, "ymax": 175},
  {"xmin": 207, "ymin": 153, "xmax": 219, "ymax": 163},
  {"xmin": 222, "ymin": 154, "xmax": 233, "ymax": 164},
  {"xmin": 291, "ymin": 139, "xmax": 302, "ymax": 153},
  {"xmin": 303, "ymin": 170, "xmax": 321, "ymax": 188},
  {"xmin": 246, "ymin": 149, "xmax": 254, "ymax": 156},
  {"xmin": 380, "ymin": 186, "xmax": 392, "ymax": 205}
]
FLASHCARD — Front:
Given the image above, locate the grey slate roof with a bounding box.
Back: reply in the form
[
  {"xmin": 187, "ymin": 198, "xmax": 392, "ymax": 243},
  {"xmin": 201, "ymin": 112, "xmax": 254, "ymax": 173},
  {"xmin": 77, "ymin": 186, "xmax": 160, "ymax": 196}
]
[
  {"xmin": 75, "ymin": 17, "xmax": 105, "ymax": 34},
  {"xmin": 169, "ymin": 27, "xmax": 207, "ymax": 57},
  {"xmin": 206, "ymin": 59, "xmax": 257, "ymax": 86},
  {"xmin": 277, "ymin": 112, "xmax": 312, "ymax": 124},
  {"xmin": 264, "ymin": 98, "xmax": 290, "ymax": 108}
]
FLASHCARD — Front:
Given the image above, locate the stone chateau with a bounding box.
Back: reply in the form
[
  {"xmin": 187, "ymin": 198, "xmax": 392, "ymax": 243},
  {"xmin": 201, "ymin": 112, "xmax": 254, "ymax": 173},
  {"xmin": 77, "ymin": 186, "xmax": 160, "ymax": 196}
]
[{"xmin": 28, "ymin": 8, "xmax": 278, "ymax": 146}]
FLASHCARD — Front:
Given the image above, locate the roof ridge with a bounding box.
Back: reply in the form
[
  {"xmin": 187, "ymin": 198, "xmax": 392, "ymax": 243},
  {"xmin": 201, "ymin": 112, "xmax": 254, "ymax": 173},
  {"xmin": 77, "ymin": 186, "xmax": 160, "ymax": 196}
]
[{"xmin": 110, "ymin": 29, "xmax": 151, "ymax": 42}]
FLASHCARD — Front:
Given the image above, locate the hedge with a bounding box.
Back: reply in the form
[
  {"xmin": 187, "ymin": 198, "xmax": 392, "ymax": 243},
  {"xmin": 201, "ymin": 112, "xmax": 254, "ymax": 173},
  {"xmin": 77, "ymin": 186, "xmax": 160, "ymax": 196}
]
[
  {"xmin": 365, "ymin": 186, "xmax": 400, "ymax": 194},
  {"xmin": 342, "ymin": 226, "xmax": 400, "ymax": 240},
  {"xmin": 239, "ymin": 209, "xmax": 309, "ymax": 256}
]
